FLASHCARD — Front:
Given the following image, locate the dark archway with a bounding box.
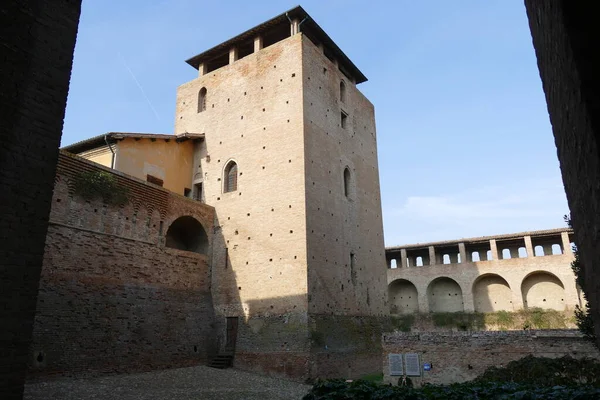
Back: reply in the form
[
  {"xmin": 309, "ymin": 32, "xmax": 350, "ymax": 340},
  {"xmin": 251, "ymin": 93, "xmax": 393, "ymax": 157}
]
[{"xmin": 165, "ymin": 216, "xmax": 209, "ymax": 254}]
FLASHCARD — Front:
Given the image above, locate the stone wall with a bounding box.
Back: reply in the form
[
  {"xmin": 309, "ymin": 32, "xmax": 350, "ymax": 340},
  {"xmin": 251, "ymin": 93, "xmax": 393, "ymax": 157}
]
[
  {"xmin": 382, "ymin": 329, "xmax": 600, "ymax": 386},
  {"xmin": 524, "ymin": 1, "xmax": 600, "ymax": 348},
  {"xmin": 28, "ymin": 153, "xmax": 217, "ymax": 377},
  {"xmin": 0, "ymin": 1, "xmax": 82, "ymax": 397}
]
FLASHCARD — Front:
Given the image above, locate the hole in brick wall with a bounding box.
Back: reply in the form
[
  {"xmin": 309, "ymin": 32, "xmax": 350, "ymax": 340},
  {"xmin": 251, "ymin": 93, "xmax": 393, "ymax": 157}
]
[
  {"xmin": 292, "ymin": 73, "xmax": 296, "ymax": 77},
  {"xmin": 286, "ymin": 101, "xmax": 289, "ymax": 104},
  {"xmin": 241, "ymin": 134, "xmax": 244, "ymax": 137},
  {"xmin": 294, "ymin": 256, "xmax": 297, "ymax": 259},
  {"xmin": 227, "ymin": 217, "xmax": 230, "ymax": 220},
  {"xmin": 262, "ymin": 166, "xmax": 265, "ymax": 169},
  {"xmin": 239, "ymin": 192, "xmax": 242, "ymax": 196},
  {"xmin": 270, "ymin": 233, "xmax": 273, "ymax": 237},
  {"xmin": 280, "ymin": 79, "xmax": 283, "ymax": 82},
  {"xmin": 287, "ymin": 119, "xmax": 290, "ymax": 123},
  {"xmin": 263, "ymin": 146, "xmax": 266, "ymax": 149},
  {"xmin": 94, "ymin": 209, "xmax": 97, "ymax": 212},
  {"xmin": 220, "ymin": 141, "xmax": 222, "ymax": 144},
  {"xmin": 194, "ymin": 346, "xmax": 198, "ymax": 352},
  {"xmin": 238, "ymin": 287, "xmax": 242, "ymax": 290},
  {"xmin": 269, "ymin": 258, "xmax": 273, "ymax": 262},
  {"xmin": 289, "ymin": 205, "xmax": 292, "ymax": 208},
  {"xmin": 290, "ymin": 230, "xmax": 293, "ymax": 233},
  {"xmin": 217, "ymin": 197, "xmax": 220, "ymax": 200},
  {"xmin": 263, "ymin": 127, "xmax": 266, "ymax": 130},
  {"xmin": 227, "ymin": 98, "xmax": 230, "ymax": 102},
  {"xmin": 248, "ymin": 237, "xmax": 251, "ymax": 240},
  {"xmin": 235, "ymin": 230, "xmax": 238, "ymax": 235},
  {"xmin": 126, "ymin": 217, "xmax": 129, "ymax": 220},
  {"xmin": 262, "ymin": 108, "xmax": 265, "ymax": 112},
  {"xmin": 56, "ymin": 198, "xmax": 61, "ymax": 202},
  {"xmin": 323, "ymin": 67, "xmax": 327, "ymax": 74},
  {"xmin": 274, "ymin": 65, "xmax": 276, "ymax": 68},
  {"xmin": 212, "ymin": 104, "xmax": 214, "ymax": 108},
  {"xmin": 246, "ymin": 261, "xmax": 248, "ymax": 265},
  {"xmin": 218, "ymin": 159, "xmax": 221, "ymax": 162},
  {"xmin": 289, "ymin": 160, "xmax": 291, "ymax": 163},
  {"xmin": 241, "ymin": 116, "xmax": 243, "ymax": 119},
  {"xmin": 36, "ymin": 352, "xmax": 44, "ymax": 363},
  {"xmin": 244, "ymin": 92, "xmax": 247, "ymax": 95},
  {"xmin": 271, "ymin": 208, "xmax": 274, "ymax": 211},
  {"xmin": 247, "ymin": 213, "xmax": 250, "ymax": 216},
  {"xmin": 261, "ymin": 86, "xmax": 263, "ymax": 89}
]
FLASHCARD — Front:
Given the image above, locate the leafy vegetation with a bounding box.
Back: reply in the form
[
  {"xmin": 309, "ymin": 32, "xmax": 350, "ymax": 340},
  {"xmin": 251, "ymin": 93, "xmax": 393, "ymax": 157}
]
[
  {"xmin": 302, "ymin": 379, "xmax": 600, "ymax": 399},
  {"xmin": 73, "ymin": 170, "xmax": 129, "ymax": 206},
  {"xmin": 564, "ymin": 215, "xmax": 597, "ymax": 345},
  {"xmin": 303, "ymin": 356, "xmax": 600, "ymax": 399}
]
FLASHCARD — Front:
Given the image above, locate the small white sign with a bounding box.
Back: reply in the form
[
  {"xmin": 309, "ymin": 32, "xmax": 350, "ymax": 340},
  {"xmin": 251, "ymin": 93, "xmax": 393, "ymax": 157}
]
[
  {"xmin": 388, "ymin": 354, "xmax": 403, "ymax": 376},
  {"xmin": 405, "ymin": 353, "xmax": 421, "ymax": 376}
]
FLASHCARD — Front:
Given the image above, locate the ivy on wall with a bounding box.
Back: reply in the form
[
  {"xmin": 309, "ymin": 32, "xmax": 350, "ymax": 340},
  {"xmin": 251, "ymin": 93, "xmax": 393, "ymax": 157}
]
[{"xmin": 73, "ymin": 170, "xmax": 129, "ymax": 206}]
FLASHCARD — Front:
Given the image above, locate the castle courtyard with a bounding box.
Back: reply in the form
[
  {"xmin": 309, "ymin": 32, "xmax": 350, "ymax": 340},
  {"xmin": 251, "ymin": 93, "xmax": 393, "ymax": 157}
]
[{"xmin": 24, "ymin": 366, "xmax": 310, "ymax": 400}]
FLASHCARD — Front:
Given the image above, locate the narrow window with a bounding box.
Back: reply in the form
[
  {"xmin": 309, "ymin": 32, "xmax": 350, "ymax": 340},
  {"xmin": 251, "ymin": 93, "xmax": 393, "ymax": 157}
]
[
  {"xmin": 184, "ymin": 188, "xmax": 191, "ymax": 197},
  {"xmin": 341, "ymin": 111, "xmax": 348, "ymax": 129},
  {"xmin": 224, "ymin": 161, "xmax": 238, "ymax": 193},
  {"xmin": 146, "ymin": 174, "xmax": 163, "ymax": 187},
  {"xmin": 194, "ymin": 182, "xmax": 203, "ymax": 202},
  {"xmin": 198, "ymin": 87, "xmax": 207, "ymax": 113},
  {"xmin": 343, "ymin": 167, "xmax": 351, "ymax": 198},
  {"xmin": 340, "ymin": 80, "xmax": 346, "ymax": 102}
]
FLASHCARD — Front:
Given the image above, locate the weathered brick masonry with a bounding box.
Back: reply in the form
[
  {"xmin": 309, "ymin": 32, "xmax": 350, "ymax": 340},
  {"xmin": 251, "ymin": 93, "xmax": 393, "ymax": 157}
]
[
  {"xmin": 383, "ymin": 329, "xmax": 600, "ymax": 386},
  {"xmin": 28, "ymin": 153, "xmax": 217, "ymax": 376},
  {"xmin": 524, "ymin": 2, "xmax": 600, "ymax": 347},
  {"xmin": 0, "ymin": 1, "xmax": 81, "ymax": 398}
]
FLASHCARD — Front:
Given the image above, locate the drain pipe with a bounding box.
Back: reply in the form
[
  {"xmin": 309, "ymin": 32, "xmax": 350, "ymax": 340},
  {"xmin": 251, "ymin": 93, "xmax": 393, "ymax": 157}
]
[{"xmin": 104, "ymin": 134, "xmax": 115, "ymax": 169}]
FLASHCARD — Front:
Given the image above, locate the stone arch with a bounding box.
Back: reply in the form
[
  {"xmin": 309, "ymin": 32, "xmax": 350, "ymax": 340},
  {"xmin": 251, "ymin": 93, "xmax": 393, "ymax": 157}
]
[
  {"xmin": 388, "ymin": 279, "xmax": 418, "ymax": 314},
  {"xmin": 165, "ymin": 216, "xmax": 209, "ymax": 254},
  {"xmin": 472, "ymin": 274, "xmax": 513, "ymax": 312},
  {"xmin": 521, "ymin": 271, "xmax": 565, "ymax": 310},
  {"xmin": 427, "ymin": 277, "xmax": 464, "ymax": 312}
]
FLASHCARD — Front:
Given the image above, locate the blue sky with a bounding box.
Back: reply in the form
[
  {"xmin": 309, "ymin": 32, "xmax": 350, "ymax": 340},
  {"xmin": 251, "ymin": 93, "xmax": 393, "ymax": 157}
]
[{"xmin": 62, "ymin": 0, "xmax": 569, "ymax": 246}]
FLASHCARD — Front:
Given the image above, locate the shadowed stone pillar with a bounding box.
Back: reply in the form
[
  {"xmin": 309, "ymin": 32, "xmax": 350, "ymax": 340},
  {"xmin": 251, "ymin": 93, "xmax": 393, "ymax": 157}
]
[
  {"xmin": 524, "ymin": 236, "xmax": 534, "ymax": 258},
  {"xmin": 400, "ymin": 249, "xmax": 407, "ymax": 269},
  {"xmin": 198, "ymin": 62, "xmax": 207, "ymax": 77},
  {"xmin": 0, "ymin": 1, "xmax": 82, "ymax": 398},
  {"xmin": 458, "ymin": 243, "xmax": 467, "ymax": 264},
  {"xmin": 561, "ymin": 231, "xmax": 572, "ymax": 254},
  {"xmin": 428, "ymin": 246, "xmax": 436, "ymax": 265},
  {"xmin": 489, "ymin": 239, "xmax": 499, "ymax": 261},
  {"xmin": 254, "ymin": 36, "xmax": 263, "ymax": 52},
  {"xmin": 229, "ymin": 47, "xmax": 238, "ymax": 64}
]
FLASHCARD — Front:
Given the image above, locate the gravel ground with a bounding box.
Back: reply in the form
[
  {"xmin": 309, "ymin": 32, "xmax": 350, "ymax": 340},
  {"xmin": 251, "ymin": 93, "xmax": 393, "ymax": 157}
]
[{"xmin": 24, "ymin": 366, "xmax": 311, "ymax": 400}]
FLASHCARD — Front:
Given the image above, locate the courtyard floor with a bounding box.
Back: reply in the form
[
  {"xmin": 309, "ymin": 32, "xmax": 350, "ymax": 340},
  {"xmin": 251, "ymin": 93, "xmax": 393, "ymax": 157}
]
[{"xmin": 24, "ymin": 366, "xmax": 311, "ymax": 400}]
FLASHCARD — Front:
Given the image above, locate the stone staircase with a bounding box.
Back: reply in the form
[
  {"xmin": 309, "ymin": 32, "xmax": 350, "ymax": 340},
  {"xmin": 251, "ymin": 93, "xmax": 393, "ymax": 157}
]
[{"xmin": 207, "ymin": 348, "xmax": 234, "ymax": 369}]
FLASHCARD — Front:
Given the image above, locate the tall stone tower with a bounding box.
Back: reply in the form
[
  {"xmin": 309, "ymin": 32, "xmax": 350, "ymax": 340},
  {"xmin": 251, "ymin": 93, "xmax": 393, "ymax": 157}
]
[{"xmin": 175, "ymin": 6, "xmax": 387, "ymax": 380}]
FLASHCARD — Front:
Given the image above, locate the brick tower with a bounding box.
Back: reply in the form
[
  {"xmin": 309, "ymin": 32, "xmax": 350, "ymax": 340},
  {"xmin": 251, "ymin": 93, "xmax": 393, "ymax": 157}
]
[{"xmin": 175, "ymin": 6, "xmax": 388, "ymax": 380}]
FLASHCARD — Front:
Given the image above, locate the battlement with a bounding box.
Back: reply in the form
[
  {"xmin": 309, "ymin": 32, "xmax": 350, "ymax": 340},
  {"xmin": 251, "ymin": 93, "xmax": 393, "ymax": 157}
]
[
  {"xmin": 386, "ymin": 228, "xmax": 574, "ymax": 268},
  {"xmin": 185, "ymin": 5, "xmax": 367, "ymax": 84}
]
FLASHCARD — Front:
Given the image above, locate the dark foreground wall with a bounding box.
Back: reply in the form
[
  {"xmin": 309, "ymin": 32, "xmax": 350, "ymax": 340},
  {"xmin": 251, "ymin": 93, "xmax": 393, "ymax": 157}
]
[
  {"xmin": 524, "ymin": 2, "xmax": 600, "ymax": 347},
  {"xmin": 0, "ymin": 1, "xmax": 81, "ymax": 398},
  {"xmin": 383, "ymin": 330, "xmax": 600, "ymax": 386},
  {"xmin": 28, "ymin": 153, "xmax": 217, "ymax": 377}
]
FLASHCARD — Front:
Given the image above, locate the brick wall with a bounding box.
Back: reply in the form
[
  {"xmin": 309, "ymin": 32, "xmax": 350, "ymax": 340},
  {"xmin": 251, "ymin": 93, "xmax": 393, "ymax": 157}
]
[
  {"xmin": 0, "ymin": 1, "xmax": 81, "ymax": 398},
  {"xmin": 383, "ymin": 329, "xmax": 600, "ymax": 386},
  {"xmin": 524, "ymin": 1, "xmax": 600, "ymax": 347},
  {"xmin": 28, "ymin": 154, "xmax": 218, "ymax": 377}
]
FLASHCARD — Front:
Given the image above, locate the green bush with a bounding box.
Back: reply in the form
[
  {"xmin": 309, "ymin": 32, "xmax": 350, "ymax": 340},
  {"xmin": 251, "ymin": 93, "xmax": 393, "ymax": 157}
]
[
  {"xmin": 302, "ymin": 378, "xmax": 600, "ymax": 399},
  {"xmin": 73, "ymin": 170, "xmax": 129, "ymax": 206}
]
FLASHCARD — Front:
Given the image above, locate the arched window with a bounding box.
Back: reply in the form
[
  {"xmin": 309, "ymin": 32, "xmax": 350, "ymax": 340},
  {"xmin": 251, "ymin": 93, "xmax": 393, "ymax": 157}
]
[
  {"xmin": 198, "ymin": 87, "xmax": 207, "ymax": 113},
  {"xmin": 343, "ymin": 167, "xmax": 351, "ymax": 198},
  {"xmin": 340, "ymin": 80, "xmax": 346, "ymax": 103},
  {"xmin": 224, "ymin": 161, "xmax": 238, "ymax": 193}
]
